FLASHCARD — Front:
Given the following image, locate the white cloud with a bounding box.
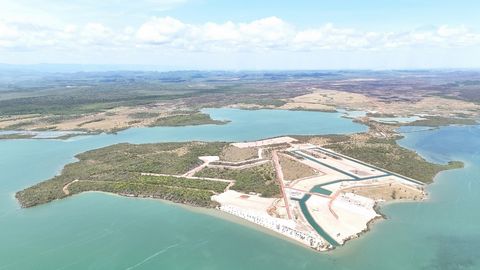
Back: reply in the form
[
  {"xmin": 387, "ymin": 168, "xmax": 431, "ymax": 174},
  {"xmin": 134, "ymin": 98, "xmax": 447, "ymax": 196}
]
[
  {"xmin": 1, "ymin": 17, "xmax": 479, "ymax": 53},
  {"xmin": 0, "ymin": 21, "xmax": 60, "ymax": 49},
  {"xmin": 134, "ymin": 18, "xmax": 480, "ymax": 51},
  {"xmin": 237, "ymin": 17, "xmax": 294, "ymax": 45},
  {"xmin": 137, "ymin": 17, "xmax": 186, "ymax": 44},
  {"xmin": 135, "ymin": 16, "xmax": 294, "ymax": 51}
]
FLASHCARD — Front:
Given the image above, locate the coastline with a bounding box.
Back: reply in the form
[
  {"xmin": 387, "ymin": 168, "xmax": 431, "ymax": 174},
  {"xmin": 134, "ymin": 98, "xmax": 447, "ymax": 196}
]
[
  {"xmin": 339, "ymin": 192, "xmax": 429, "ymax": 248},
  {"xmin": 13, "ymin": 156, "xmax": 459, "ymax": 253},
  {"xmin": 12, "ymin": 111, "xmax": 467, "ymax": 253},
  {"xmin": 54, "ymin": 190, "xmax": 323, "ymax": 253},
  {"xmin": 35, "ymin": 187, "xmax": 427, "ymax": 253}
]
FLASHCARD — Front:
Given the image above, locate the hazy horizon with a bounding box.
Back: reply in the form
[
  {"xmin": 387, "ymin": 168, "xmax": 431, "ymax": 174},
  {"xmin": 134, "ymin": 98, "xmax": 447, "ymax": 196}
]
[{"xmin": 2, "ymin": 63, "xmax": 480, "ymax": 73}]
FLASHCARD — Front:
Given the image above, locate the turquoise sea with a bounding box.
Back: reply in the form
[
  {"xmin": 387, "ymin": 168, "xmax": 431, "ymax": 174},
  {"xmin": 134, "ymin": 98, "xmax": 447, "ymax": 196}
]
[{"xmin": 0, "ymin": 109, "xmax": 479, "ymax": 270}]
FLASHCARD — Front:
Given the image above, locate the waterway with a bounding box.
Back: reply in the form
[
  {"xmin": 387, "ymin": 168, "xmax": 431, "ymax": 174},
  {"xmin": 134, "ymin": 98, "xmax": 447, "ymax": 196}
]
[{"xmin": 1, "ymin": 109, "xmax": 479, "ymax": 269}]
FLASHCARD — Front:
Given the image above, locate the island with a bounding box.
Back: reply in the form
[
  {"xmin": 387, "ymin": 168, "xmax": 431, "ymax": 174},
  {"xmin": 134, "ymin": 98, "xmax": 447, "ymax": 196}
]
[{"xmin": 16, "ymin": 120, "xmax": 462, "ymax": 251}]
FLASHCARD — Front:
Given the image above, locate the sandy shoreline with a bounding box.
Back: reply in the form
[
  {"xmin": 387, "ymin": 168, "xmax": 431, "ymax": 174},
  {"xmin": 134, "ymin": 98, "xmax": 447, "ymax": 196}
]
[
  {"xmin": 18, "ymin": 141, "xmax": 428, "ymax": 252},
  {"xmin": 53, "ymin": 190, "xmax": 423, "ymax": 252},
  {"xmin": 15, "ymin": 156, "xmax": 431, "ymax": 254},
  {"xmin": 51, "ymin": 191, "xmax": 322, "ymax": 252},
  {"xmin": 12, "ymin": 129, "xmax": 440, "ymax": 253}
]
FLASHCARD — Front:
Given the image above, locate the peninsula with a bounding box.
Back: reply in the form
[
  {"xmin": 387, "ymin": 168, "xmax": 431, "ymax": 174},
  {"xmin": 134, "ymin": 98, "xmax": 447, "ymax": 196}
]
[{"xmin": 16, "ymin": 120, "xmax": 462, "ymax": 251}]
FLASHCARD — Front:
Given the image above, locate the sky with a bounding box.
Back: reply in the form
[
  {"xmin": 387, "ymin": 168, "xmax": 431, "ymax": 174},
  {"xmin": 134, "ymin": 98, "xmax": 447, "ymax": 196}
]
[{"xmin": 0, "ymin": 0, "xmax": 479, "ymax": 70}]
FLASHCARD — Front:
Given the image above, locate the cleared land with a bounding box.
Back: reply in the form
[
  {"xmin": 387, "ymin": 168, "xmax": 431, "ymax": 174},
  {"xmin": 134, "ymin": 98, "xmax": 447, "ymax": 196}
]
[
  {"xmin": 281, "ymin": 89, "xmax": 480, "ymax": 120},
  {"xmin": 0, "ymin": 108, "xmax": 225, "ymax": 133},
  {"xmin": 219, "ymin": 145, "xmax": 259, "ymax": 162},
  {"xmin": 278, "ymin": 154, "xmax": 318, "ymax": 181},
  {"xmin": 342, "ymin": 182, "xmax": 424, "ymax": 201},
  {"xmin": 296, "ymin": 119, "xmax": 463, "ymax": 183},
  {"xmin": 232, "ymin": 137, "xmax": 297, "ymax": 148},
  {"xmin": 322, "ymin": 138, "xmax": 462, "ymax": 183},
  {"xmin": 282, "ymin": 144, "xmax": 427, "ymax": 245}
]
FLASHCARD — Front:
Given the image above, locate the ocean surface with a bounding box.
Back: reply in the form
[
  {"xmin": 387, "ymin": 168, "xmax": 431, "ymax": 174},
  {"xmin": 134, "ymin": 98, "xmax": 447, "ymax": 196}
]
[{"xmin": 0, "ymin": 109, "xmax": 479, "ymax": 270}]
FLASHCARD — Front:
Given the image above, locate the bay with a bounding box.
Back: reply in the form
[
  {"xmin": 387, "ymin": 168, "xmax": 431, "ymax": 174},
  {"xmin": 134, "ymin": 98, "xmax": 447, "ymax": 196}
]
[{"xmin": 1, "ymin": 109, "xmax": 479, "ymax": 270}]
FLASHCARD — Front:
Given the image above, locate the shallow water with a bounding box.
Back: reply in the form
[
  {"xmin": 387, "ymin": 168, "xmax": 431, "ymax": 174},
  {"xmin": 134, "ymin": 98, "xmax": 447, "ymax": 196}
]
[
  {"xmin": 1, "ymin": 109, "xmax": 479, "ymax": 270},
  {"xmin": 372, "ymin": 115, "xmax": 423, "ymax": 124}
]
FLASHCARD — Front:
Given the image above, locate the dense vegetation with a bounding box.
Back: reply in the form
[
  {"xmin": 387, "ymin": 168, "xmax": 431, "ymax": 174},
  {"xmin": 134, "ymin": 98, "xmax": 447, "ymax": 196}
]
[
  {"xmin": 195, "ymin": 163, "xmax": 280, "ymax": 197},
  {"xmin": 406, "ymin": 116, "xmax": 477, "ymax": 127},
  {"xmin": 324, "ymin": 137, "xmax": 463, "ymax": 183},
  {"xmin": 0, "ymin": 133, "xmax": 34, "ymax": 139},
  {"xmin": 68, "ymin": 180, "xmax": 220, "ymax": 207},
  {"xmin": 16, "ymin": 141, "xmax": 227, "ymax": 208},
  {"xmin": 0, "ymin": 70, "xmax": 308, "ymax": 116},
  {"xmin": 151, "ymin": 113, "xmax": 227, "ymax": 126},
  {"xmin": 139, "ymin": 175, "xmax": 228, "ymax": 193}
]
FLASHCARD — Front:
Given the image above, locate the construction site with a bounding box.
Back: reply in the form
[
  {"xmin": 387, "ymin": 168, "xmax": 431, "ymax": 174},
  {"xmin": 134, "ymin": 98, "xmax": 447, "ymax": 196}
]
[{"xmin": 205, "ymin": 136, "xmax": 426, "ymax": 251}]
